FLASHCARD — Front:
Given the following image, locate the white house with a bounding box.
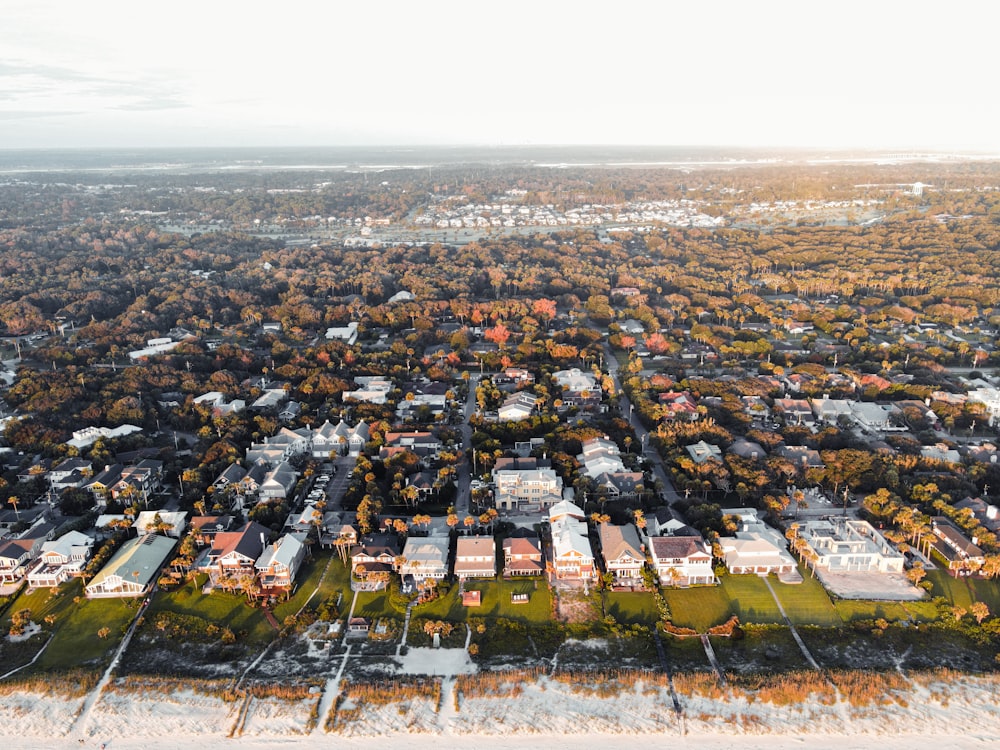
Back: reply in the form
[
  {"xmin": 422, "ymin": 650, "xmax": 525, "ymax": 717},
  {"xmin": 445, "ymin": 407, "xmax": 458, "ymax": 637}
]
[
  {"xmin": 325, "ymin": 321, "xmax": 359, "ymax": 344},
  {"xmin": 453, "ymin": 537, "xmax": 496, "ymax": 579},
  {"xmin": 793, "ymin": 518, "xmax": 904, "ymax": 573},
  {"xmin": 494, "ymin": 468, "xmax": 563, "ymax": 511},
  {"xmin": 552, "ymin": 367, "xmax": 597, "ymax": 394},
  {"xmin": 399, "ymin": 537, "xmax": 450, "ymax": 583},
  {"xmin": 648, "ymin": 535, "xmax": 715, "ymax": 586},
  {"xmin": 26, "ymin": 530, "xmax": 95, "ymax": 588},
  {"xmin": 498, "ymin": 391, "xmax": 538, "ymax": 421},
  {"xmin": 85, "ymin": 534, "xmax": 175, "ymax": 598}
]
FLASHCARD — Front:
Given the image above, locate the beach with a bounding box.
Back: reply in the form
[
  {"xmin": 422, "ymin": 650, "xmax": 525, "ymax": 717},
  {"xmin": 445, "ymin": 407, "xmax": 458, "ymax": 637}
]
[{"xmin": 3, "ymin": 665, "xmax": 999, "ymax": 750}]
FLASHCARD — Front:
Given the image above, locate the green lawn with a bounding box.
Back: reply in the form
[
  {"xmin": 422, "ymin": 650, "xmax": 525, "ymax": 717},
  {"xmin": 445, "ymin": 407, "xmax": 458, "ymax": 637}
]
[
  {"xmin": 272, "ymin": 551, "xmax": 346, "ymax": 621},
  {"xmin": 603, "ymin": 590, "xmax": 660, "ymax": 625},
  {"xmin": 148, "ymin": 577, "xmax": 274, "ymax": 644},
  {"xmin": 927, "ymin": 568, "xmax": 977, "ymax": 607},
  {"xmin": 413, "ymin": 578, "xmax": 553, "ymax": 624},
  {"xmin": 37, "ymin": 589, "xmax": 138, "ymax": 670},
  {"xmin": 1, "ymin": 579, "xmax": 119, "ymax": 674},
  {"xmin": 663, "ymin": 585, "xmax": 734, "ymax": 632},
  {"xmin": 718, "ymin": 574, "xmax": 784, "ymax": 624},
  {"xmin": 769, "ymin": 570, "xmax": 842, "ymax": 627}
]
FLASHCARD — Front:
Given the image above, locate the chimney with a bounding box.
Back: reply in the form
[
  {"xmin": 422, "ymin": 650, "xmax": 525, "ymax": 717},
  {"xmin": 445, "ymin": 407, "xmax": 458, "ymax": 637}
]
[{"xmin": 260, "ymin": 532, "xmax": 267, "ymax": 549}]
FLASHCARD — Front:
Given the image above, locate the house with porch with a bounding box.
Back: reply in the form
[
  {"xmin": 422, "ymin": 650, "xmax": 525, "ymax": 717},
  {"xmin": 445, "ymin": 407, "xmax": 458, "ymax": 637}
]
[
  {"xmin": 597, "ymin": 524, "xmax": 646, "ymax": 584},
  {"xmin": 454, "ymin": 537, "xmax": 496, "ymax": 579},
  {"xmin": 26, "ymin": 530, "xmax": 95, "ymax": 588},
  {"xmin": 502, "ymin": 534, "xmax": 544, "ymax": 577},
  {"xmin": 718, "ymin": 508, "xmax": 797, "ymax": 577},
  {"xmin": 648, "ymin": 535, "xmax": 715, "ymax": 586},
  {"xmin": 255, "ymin": 533, "xmax": 307, "ymax": 596},
  {"xmin": 549, "ymin": 501, "xmax": 595, "ymax": 581},
  {"xmin": 350, "ymin": 533, "xmax": 402, "ymax": 589},
  {"xmin": 494, "ymin": 468, "xmax": 563, "ymax": 512},
  {"xmin": 85, "ymin": 534, "xmax": 175, "ymax": 598},
  {"xmin": 200, "ymin": 521, "xmax": 269, "ymax": 588},
  {"xmin": 929, "ymin": 517, "xmax": 987, "ymax": 576},
  {"xmin": 0, "ymin": 536, "xmax": 46, "ymax": 584},
  {"xmin": 399, "ymin": 536, "xmax": 450, "ymax": 584}
]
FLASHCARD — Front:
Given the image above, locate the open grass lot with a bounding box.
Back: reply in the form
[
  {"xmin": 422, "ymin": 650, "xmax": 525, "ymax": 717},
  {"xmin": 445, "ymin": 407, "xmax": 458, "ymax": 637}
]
[
  {"xmin": 928, "ymin": 568, "xmax": 977, "ymax": 607},
  {"xmin": 352, "ymin": 590, "xmax": 397, "ymax": 619},
  {"xmin": 719, "ymin": 574, "xmax": 784, "ymax": 624},
  {"xmin": 833, "ymin": 597, "xmax": 939, "ymax": 623},
  {"xmin": 663, "ymin": 585, "xmax": 733, "ymax": 632},
  {"xmin": 1, "ymin": 579, "xmax": 83, "ymax": 632},
  {"xmin": 770, "ymin": 570, "xmax": 843, "ymax": 627},
  {"xmin": 712, "ymin": 624, "xmax": 811, "ymax": 674},
  {"xmin": 37, "ymin": 590, "xmax": 137, "ymax": 671},
  {"xmin": 927, "ymin": 569, "xmax": 1000, "ymax": 613},
  {"xmin": 603, "ymin": 590, "xmax": 659, "ymax": 625},
  {"xmin": 272, "ymin": 551, "xmax": 346, "ymax": 622},
  {"xmin": 412, "ymin": 578, "xmax": 552, "ymax": 624},
  {"xmin": 148, "ymin": 576, "xmax": 274, "ymax": 644},
  {"xmin": 0, "ymin": 579, "xmax": 135, "ymax": 674}
]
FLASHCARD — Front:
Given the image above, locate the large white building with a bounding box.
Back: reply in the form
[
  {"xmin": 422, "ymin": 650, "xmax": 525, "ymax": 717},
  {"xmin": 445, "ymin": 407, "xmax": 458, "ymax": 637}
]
[
  {"xmin": 794, "ymin": 518, "xmax": 904, "ymax": 573},
  {"xmin": 494, "ymin": 468, "xmax": 564, "ymax": 511}
]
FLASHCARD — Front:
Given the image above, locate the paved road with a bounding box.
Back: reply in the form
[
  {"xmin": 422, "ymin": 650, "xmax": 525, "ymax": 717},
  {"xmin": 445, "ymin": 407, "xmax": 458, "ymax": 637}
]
[{"xmin": 603, "ymin": 344, "xmax": 682, "ymax": 511}]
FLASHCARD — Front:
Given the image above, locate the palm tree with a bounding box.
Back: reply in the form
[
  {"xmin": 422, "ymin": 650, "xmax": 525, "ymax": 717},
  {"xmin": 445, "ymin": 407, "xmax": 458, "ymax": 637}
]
[{"xmin": 7, "ymin": 495, "xmax": 19, "ymax": 520}]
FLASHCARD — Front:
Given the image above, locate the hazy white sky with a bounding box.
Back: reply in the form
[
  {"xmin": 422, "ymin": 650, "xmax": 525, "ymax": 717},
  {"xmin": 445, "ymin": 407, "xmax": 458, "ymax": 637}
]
[{"xmin": 2, "ymin": 0, "xmax": 997, "ymax": 150}]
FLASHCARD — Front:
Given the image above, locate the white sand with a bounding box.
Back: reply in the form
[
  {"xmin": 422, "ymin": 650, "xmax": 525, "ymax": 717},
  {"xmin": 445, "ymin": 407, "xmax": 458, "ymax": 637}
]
[{"xmin": 3, "ymin": 670, "xmax": 999, "ymax": 750}]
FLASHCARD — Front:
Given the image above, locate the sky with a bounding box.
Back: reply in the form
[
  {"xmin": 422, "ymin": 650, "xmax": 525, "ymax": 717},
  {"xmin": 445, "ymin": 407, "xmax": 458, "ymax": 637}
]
[{"xmin": 2, "ymin": 0, "xmax": 998, "ymax": 151}]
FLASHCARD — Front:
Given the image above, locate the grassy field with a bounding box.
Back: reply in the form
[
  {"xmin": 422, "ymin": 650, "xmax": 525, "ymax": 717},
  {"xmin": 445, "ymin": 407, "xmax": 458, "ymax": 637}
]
[
  {"xmin": 37, "ymin": 588, "xmax": 138, "ymax": 671},
  {"xmin": 832, "ymin": 597, "xmax": 940, "ymax": 623},
  {"xmin": 0, "ymin": 579, "xmax": 139, "ymax": 673},
  {"xmin": 769, "ymin": 570, "xmax": 843, "ymax": 627},
  {"xmin": 663, "ymin": 585, "xmax": 734, "ymax": 632},
  {"xmin": 148, "ymin": 576, "xmax": 274, "ymax": 644},
  {"xmin": 719, "ymin": 574, "xmax": 784, "ymax": 624},
  {"xmin": 412, "ymin": 578, "xmax": 552, "ymax": 624},
  {"xmin": 602, "ymin": 590, "xmax": 660, "ymax": 625},
  {"xmin": 272, "ymin": 551, "xmax": 347, "ymax": 622}
]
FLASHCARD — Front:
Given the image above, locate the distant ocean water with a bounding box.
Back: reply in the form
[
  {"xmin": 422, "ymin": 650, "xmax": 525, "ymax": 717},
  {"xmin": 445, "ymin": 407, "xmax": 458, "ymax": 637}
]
[{"xmin": 0, "ymin": 145, "xmax": 938, "ymax": 174}]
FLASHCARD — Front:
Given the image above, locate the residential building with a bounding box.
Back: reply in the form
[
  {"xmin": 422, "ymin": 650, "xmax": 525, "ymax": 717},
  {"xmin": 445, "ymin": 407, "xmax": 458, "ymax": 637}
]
[
  {"xmin": 552, "ymin": 367, "xmax": 598, "ymax": 394},
  {"xmin": 718, "ymin": 508, "xmax": 796, "ymax": 577},
  {"xmin": 498, "ymin": 391, "xmax": 539, "ymax": 421},
  {"xmin": 454, "ymin": 537, "xmax": 497, "ymax": 579},
  {"xmin": 26, "ymin": 531, "xmax": 95, "ymax": 588},
  {"xmin": 794, "ymin": 518, "xmax": 904, "ymax": 573},
  {"xmin": 649, "ymin": 536, "xmax": 715, "ymax": 586},
  {"xmin": 343, "ymin": 376, "xmax": 393, "ymax": 405},
  {"xmin": 494, "ymin": 468, "xmax": 563, "ymax": 511},
  {"xmin": 350, "ymin": 533, "xmax": 402, "ymax": 587},
  {"xmin": 929, "ymin": 517, "xmax": 986, "ymax": 576},
  {"xmin": 597, "ymin": 524, "xmax": 646, "ymax": 583},
  {"xmin": 773, "ymin": 398, "xmax": 815, "ymax": 426},
  {"xmin": 399, "ymin": 537, "xmax": 450, "ymax": 583},
  {"xmin": 85, "ymin": 534, "xmax": 175, "ymax": 598},
  {"xmin": 659, "ymin": 391, "xmax": 700, "ymax": 421},
  {"xmin": 686, "ymin": 440, "xmax": 723, "ymax": 464},
  {"xmin": 502, "ymin": 535, "xmax": 544, "ymax": 577},
  {"xmin": 549, "ymin": 501, "xmax": 595, "ymax": 581},
  {"xmin": 0, "ymin": 537, "xmax": 45, "ymax": 584},
  {"xmin": 255, "ymin": 533, "xmax": 307, "ymax": 595},
  {"xmin": 577, "ymin": 437, "xmax": 626, "ymax": 478},
  {"xmin": 132, "ymin": 510, "xmax": 187, "ymax": 538},
  {"xmin": 201, "ymin": 521, "xmax": 270, "ymax": 588},
  {"xmin": 258, "ymin": 461, "xmax": 299, "ymax": 501}
]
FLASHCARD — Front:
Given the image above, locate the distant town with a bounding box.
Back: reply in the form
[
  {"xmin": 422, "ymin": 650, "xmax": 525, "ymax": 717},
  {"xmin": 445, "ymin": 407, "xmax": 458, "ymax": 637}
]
[{"xmin": 0, "ymin": 149, "xmax": 998, "ymax": 723}]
